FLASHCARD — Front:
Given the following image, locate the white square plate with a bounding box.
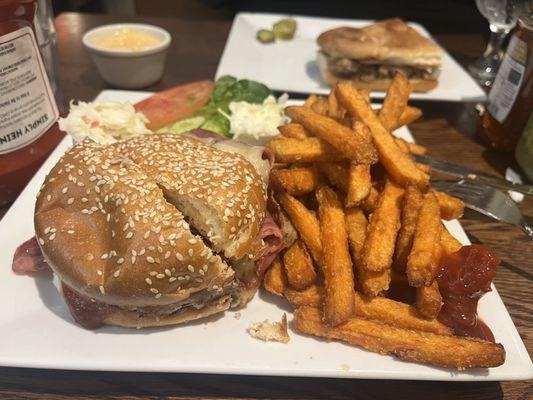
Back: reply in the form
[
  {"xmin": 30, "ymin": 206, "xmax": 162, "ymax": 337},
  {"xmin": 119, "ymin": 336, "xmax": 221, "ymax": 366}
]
[
  {"xmin": 0, "ymin": 90, "xmax": 531, "ymax": 381},
  {"xmin": 215, "ymin": 13, "xmax": 487, "ymax": 102}
]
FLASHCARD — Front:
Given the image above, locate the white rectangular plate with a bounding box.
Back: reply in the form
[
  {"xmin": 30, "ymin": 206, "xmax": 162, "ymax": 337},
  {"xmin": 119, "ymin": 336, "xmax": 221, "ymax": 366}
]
[
  {"xmin": 0, "ymin": 90, "xmax": 531, "ymax": 381},
  {"xmin": 216, "ymin": 13, "xmax": 486, "ymax": 102}
]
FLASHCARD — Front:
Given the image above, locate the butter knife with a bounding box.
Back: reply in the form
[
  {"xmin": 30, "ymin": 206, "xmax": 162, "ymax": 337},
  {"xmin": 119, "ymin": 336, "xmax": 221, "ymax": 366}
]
[{"xmin": 414, "ymin": 154, "xmax": 533, "ymax": 196}]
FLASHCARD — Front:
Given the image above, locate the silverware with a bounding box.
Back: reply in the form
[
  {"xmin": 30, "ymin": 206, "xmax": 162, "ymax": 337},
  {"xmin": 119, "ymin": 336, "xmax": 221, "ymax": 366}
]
[
  {"xmin": 415, "ymin": 154, "xmax": 533, "ymax": 196},
  {"xmin": 432, "ymin": 180, "xmax": 533, "ymax": 238}
]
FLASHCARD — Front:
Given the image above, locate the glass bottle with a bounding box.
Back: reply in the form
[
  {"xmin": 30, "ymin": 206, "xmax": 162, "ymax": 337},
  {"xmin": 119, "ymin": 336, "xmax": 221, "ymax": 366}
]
[
  {"xmin": 515, "ymin": 111, "xmax": 533, "ymax": 181},
  {"xmin": 0, "ymin": 0, "xmax": 65, "ymax": 206},
  {"xmin": 477, "ymin": 15, "xmax": 533, "ymax": 152}
]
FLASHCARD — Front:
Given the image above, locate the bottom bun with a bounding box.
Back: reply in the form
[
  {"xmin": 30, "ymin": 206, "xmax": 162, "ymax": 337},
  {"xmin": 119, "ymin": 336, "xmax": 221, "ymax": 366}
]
[
  {"xmin": 61, "ymin": 281, "xmax": 240, "ymax": 329},
  {"xmin": 321, "ymin": 69, "xmax": 438, "ymax": 92},
  {"xmin": 104, "ymin": 295, "xmax": 232, "ymax": 328}
]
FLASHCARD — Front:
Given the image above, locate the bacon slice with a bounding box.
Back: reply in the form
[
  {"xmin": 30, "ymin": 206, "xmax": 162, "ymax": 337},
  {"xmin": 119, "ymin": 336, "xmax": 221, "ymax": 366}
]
[
  {"xmin": 12, "ymin": 236, "xmax": 51, "ymax": 275},
  {"xmin": 62, "ymin": 283, "xmax": 111, "ymax": 330},
  {"xmin": 255, "ymin": 213, "xmax": 284, "ymax": 279}
]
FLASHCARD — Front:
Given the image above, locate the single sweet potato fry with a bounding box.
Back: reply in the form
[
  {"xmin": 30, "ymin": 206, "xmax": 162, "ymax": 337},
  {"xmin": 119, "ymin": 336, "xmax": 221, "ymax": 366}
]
[
  {"xmin": 435, "ymin": 190, "xmax": 465, "ymax": 220},
  {"xmin": 379, "ymin": 73, "xmax": 411, "ymax": 132},
  {"xmin": 278, "ymin": 191, "xmax": 322, "ymax": 264},
  {"xmin": 293, "ymin": 306, "xmax": 505, "ymax": 370},
  {"xmin": 270, "ymin": 167, "xmax": 322, "ymax": 196},
  {"xmin": 346, "ymin": 163, "xmax": 372, "ymax": 207},
  {"xmin": 407, "ymin": 191, "xmax": 442, "ymax": 287},
  {"xmin": 278, "ymin": 123, "xmax": 311, "ymax": 139},
  {"xmin": 283, "ymin": 240, "xmax": 317, "ymax": 290},
  {"xmin": 394, "ymin": 185, "xmax": 423, "ymax": 272},
  {"xmin": 416, "ymin": 280, "xmax": 443, "ymax": 319},
  {"xmin": 267, "ymin": 137, "xmax": 343, "ymax": 163},
  {"xmin": 317, "ymin": 186, "xmax": 355, "ymax": 326},
  {"xmin": 361, "ymin": 181, "xmax": 404, "ymax": 272},
  {"xmin": 263, "ymin": 256, "xmax": 287, "ymax": 296}
]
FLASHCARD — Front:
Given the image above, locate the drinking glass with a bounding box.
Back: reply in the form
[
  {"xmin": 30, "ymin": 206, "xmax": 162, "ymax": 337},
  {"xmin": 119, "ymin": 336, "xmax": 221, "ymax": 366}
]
[{"xmin": 469, "ymin": 0, "xmax": 518, "ymax": 88}]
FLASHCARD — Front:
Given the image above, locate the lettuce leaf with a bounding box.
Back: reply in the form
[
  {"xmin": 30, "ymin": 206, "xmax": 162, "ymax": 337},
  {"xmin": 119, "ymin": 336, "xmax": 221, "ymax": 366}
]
[{"xmin": 164, "ymin": 76, "xmax": 272, "ymax": 136}]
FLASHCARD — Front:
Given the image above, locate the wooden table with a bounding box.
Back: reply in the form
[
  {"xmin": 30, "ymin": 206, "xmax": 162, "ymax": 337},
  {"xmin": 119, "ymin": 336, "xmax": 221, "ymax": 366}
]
[{"xmin": 1, "ymin": 12, "xmax": 531, "ymax": 400}]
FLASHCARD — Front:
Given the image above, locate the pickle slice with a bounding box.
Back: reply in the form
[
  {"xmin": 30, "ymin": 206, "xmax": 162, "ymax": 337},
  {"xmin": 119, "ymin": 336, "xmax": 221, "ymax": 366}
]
[
  {"xmin": 272, "ymin": 18, "xmax": 297, "ymax": 40},
  {"xmin": 256, "ymin": 29, "xmax": 275, "ymax": 43}
]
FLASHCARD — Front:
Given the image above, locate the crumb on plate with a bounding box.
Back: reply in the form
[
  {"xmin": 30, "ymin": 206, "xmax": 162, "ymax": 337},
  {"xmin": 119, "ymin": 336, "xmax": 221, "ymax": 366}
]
[{"xmin": 248, "ymin": 313, "xmax": 290, "ymax": 343}]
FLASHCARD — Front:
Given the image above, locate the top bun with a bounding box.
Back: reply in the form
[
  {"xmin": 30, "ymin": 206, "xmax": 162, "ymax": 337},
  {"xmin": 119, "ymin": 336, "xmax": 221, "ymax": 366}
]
[
  {"xmin": 317, "ymin": 18, "xmax": 443, "ymax": 67},
  {"xmin": 34, "ymin": 134, "xmax": 267, "ymax": 308}
]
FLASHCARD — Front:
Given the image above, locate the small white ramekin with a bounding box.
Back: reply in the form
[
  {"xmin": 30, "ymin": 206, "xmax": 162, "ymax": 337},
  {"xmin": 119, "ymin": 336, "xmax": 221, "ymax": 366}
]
[{"xmin": 82, "ymin": 23, "xmax": 171, "ymax": 89}]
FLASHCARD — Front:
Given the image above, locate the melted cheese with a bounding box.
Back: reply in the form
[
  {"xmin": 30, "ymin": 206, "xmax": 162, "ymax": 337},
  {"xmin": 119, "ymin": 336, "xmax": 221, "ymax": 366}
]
[{"xmin": 213, "ymin": 140, "xmax": 270, "ymax": 187}]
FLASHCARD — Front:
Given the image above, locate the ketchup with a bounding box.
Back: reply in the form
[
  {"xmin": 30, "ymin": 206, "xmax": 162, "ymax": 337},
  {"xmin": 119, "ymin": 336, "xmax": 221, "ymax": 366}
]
[
  {"xmin": 0, "ymin": 0, "xmax": 64, "ymax": 206},
  {"xmin": 436, "ymin": 245, "xmax": 499, "ymax": 342}
]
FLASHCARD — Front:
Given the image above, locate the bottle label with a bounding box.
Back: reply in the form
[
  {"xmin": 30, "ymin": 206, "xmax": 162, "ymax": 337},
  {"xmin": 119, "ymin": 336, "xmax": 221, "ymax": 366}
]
[
  {"xmin": 487, "ymin": 36, "xmax": 527, "ymax": 123},
  {"xmin": 0, "ymin": 26, "xmax": 59, "ymax": 155}
]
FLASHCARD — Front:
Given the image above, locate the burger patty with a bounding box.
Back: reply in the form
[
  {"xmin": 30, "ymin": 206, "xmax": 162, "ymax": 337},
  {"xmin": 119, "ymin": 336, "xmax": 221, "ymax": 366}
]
[{"xmin": 323, "ymin": 52, "xmax": 440, "ymax": 81}]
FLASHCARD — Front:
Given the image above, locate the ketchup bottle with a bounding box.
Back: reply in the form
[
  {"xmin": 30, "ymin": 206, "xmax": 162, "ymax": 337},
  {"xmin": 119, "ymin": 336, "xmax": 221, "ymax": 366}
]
[
  {"xmin": 0, "ymin": 0, "xmax": 65, "ymax": 206},
  {"xmin": 477, "ymin": 15, "xmax": 533, "ymax": 152}
]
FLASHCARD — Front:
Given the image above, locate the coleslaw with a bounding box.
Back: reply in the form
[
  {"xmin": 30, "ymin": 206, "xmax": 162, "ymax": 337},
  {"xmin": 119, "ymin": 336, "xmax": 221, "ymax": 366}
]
[{"xmin": 58, "ymin": 101, "xmax": 152, "ymax": 144}]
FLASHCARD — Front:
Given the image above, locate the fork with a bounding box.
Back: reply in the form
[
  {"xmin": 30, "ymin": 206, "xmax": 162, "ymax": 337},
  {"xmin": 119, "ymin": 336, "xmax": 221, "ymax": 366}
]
[{"xmin": 432, "ymin": 180, "xmax": 533, "ymax": 239}]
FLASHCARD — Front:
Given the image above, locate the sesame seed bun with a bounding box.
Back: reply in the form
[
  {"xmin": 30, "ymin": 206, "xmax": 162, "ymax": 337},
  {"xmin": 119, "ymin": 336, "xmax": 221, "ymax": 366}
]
[{"xmin": 34, "ymin": 134, "xmax": 268, "ymax": 327}]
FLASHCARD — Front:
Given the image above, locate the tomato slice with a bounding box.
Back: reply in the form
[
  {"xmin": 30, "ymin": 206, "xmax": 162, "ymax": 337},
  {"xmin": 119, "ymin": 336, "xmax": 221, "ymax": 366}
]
[{"xmin": 134, "ymin": 80, "xmax": 214, "ymax": 130}]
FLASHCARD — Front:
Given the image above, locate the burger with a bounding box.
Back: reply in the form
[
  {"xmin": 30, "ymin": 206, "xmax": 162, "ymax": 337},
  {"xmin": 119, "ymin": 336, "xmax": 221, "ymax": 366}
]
[
  {"xmin": 316, "ymin": 18, "xmax": 443, "ymax": 92},
  {"xmin": 31, "ymin": 131, "xmax": 285, "ymax": 329}
]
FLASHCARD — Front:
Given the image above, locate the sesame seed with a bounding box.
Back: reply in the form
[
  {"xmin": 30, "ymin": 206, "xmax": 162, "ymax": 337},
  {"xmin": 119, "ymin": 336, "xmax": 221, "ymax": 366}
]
[
  {"xmin": 187, "ymin": 265, "xmax": 194, "ymax": 272},
  {"xmin": 175, "ymin": 252, "xmax": 184, "ymax": 261},
  {"xmin": 169, "ymin": 277, "xmax": 177, "ymax": 282},
  {"xmin": 99, "ymin": 285, "xmax": 105, "ymax": 294},
  {"xmin": 156, "ymin": 273, "xmax": 165, "ymax": 279},
  {"xmin": 38, "ymin": 238, "xmax": 45, "ymax": 245},
  {"xmin": 144, "ymin": 231, "xmax": 150, "ymax": 239},
  {"xmin": 87, "ymin": 254, "xmax": 94, "ymax": 261},
  {"xmin": 113, "ymin": 270, "xmax": 120, "ymax": 278},
  {"xmin": 44, "ymin": 227, "xmax": 51, "ymax": 234},
  {"xmin": 125, "ymin": 232, "xmax": 133, "ymax": 239},
  {"xmin": 49, "ymin": 233, "xmax": 56, "ymax": 240},
  {"xmin": 188, "ymin": 248, "xmax": 194, "ymax": 257},
  {"xmin": 46, "ymin": 195, "xmax": 51, "ymax": 202},
  {"xmin": 97, "ymin": 270, "xmax": 102, "ymax": 276},
  {"xmin": 67, "ymin": 198, "xmax": 74, "ymax": 204},
  {"xmin": 67, "ymin": 230, "xmax": 75, "ymax": 234},
  {"xmin": 117, "ymin": 257, "xmax": 124, "ymax": 264},
  {"xmin": 62, "ymin": 187, "xmax": 68, "ymax": 194},
  {"xmin": 145, "ymin": 278, "xmax": 152, "ymax": 285},
  {"xmin": 150, "ymin": 288, "xmax": 159, "ymax": 294},
  {"xmin": 101, "ymin": 253, "xmax": 108, "ymax": 260},
  {"xmin": 164, "ymin": 268, "xmax": 171, "ymax": 276},
  {"xmin": 146, "ymin": 256, "xmax": 155, "ymax": 263}
]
